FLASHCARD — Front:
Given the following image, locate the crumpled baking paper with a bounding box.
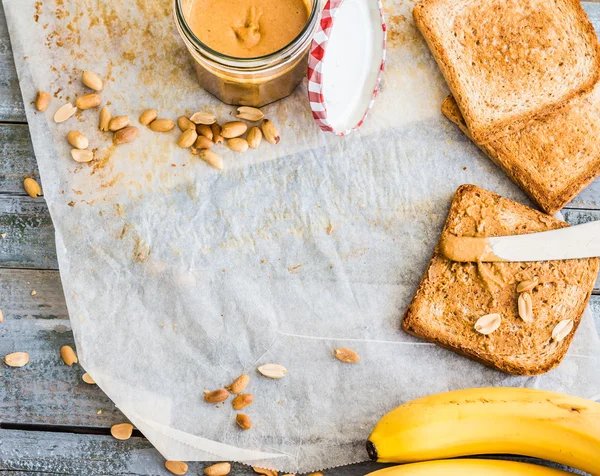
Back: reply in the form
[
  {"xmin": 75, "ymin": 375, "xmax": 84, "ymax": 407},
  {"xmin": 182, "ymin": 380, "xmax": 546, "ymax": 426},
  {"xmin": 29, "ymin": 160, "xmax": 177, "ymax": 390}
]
[{"xmin": 4, "ymin": 0, "xmax": 600, "ymax": 471}]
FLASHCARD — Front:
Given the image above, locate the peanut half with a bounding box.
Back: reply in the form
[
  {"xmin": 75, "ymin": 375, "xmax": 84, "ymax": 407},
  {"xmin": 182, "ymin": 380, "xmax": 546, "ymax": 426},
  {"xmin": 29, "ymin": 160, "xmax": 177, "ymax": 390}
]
[
  {"xmin": 71, "ymin": 149, "xmax": 94, "ymax": 163},
  {"xmin": 261, "ymin": 119, "xmax": 280, "ymax": 144},
  {"xmin": 82, "ymin": 373, "xmax": 96, "ymax": 384},
  {"xmin": 204, "ymin": 388, "xmax": 229, "ymax": 403},
  {"xmin": 517, "ymin": 292, "xmax": 534, "ymax": 322},
  {"xmin": 228, "ymin": 374, "xmax": 250, "ymax": 394},
  {"xmin": 75, "ymin": 93, "xmax": 102, "ymax": 110},
  {"xmin": 140, "ymin": 109, "xmax": 159, "ymax": 126},
  {"xmin": 108, "ymin": 115, "xmax": 130, "ymax": 132},
  {"xmin": 67, "ymin": 130, "xmax": 89, "ymax": 149},
  {"xmin": 257, "ymin": 363, "xmax": 287, "ymax": 379},
  {"xmin": 178, "ymin": 116, "xmax": 196, "ymax": 131},
  {"xmin": 474, "ymin": 313, "xmax": 501, "ymax": 335},
  {"xmin": 211, "ymin": 123, "xmax": 224, "ymax": 144},
  {"xmin": 99, "ymin": 106, "xmax": 111, "ymax": 132},
  {"xmin": 204, "ymin": 462, "xmax": 231, "ymax": 476},
  {"xmin": 236, "ymin": 106, "xmax": 264, "ymax": 121},
  {"xmin": 178, "ymin": 128, "xmax": 198, "ymax": 148},
  {"xmin": 36, "ymin": 91, "xmax": 51, "ymax": 112},
  {"xmin": 60, "ymin": 345, "xmax": 78, "ymax": 366},
  {"xmin": 517, "ymin": 277, "xmax": 538, "ymax": 293},
  {"xmin": 232, "ymin": 393, "xmax": 253, "ymax": 410},
  {"xmin": 82, "ymin": 71, "xmax": 103, "ymax": 91},
  {"xmin": 195, "ymin": 136, "xmax": 214, "ymax": 149},
  {"xmin": 333, "ymin": 347, "xmax": 360, "ymax": 363},
  {"xmin": 149, "ymin": 118, "xmax": 175, "ymax": 132},
  {"xmin": 236, "ymin": 413, "xmax": 252, "ymax": 430},
  {"xmin": 196, "ymin": 124, "xmax": 213, "ymax": 140},
  {"xmin": 253, "ymin": 468, "xmax": 278, "ymax": 476},
  {"xmin": 23, "ymin": 177, "xmax": 42, "ymax": 198},
  {"xmin": 227, "ymin": 138, "xmax": 249, "ymax": 152},
  {"xmin": 221, "ymin": 121, "xmax": 247, "ymax": 138},
  {"xmin": 4, "ymin": 351, "xmax": 29, "ymax": 367},
  {"xmin": 200, "ymin": 150, "xmax": 223, "ymax": 170},
  {"xmin": 247, "ymin": 127, "xmax": 262, "ymax": 149},
  {"xmin": 54, "ymin": 103, "xmax": 77, "ymax": 123},
  {"xmin": 552, "ymin": 319, "xmax": 574, "ymax": 342},
  {"xmin": 190, "ymin": 111, "xmax": 216, "ymax": 125},
  {"xmin": 110, "ymin": 422, "xmax": 133, "ymax": 440},
  {"xmin": 166, "ymin": 461, "xmax": 189, "ymax": 475},
  {"xmin": 113, "ymin": 126, "xmax": 139, "ymax": 145}
]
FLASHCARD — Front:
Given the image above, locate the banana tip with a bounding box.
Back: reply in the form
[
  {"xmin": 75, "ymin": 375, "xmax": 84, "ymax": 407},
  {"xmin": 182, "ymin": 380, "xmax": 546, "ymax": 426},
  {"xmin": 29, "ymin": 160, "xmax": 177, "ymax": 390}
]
[{"xmin": 366, "ymin": 440, "xmax": 378, "ymax": 461}]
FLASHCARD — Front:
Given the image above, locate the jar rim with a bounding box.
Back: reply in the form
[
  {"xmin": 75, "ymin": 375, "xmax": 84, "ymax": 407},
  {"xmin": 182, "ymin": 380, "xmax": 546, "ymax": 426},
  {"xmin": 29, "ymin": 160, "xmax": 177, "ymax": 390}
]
[{"xmin": 174, "ymin": 0, "xmax": 320, "ymax": 68}]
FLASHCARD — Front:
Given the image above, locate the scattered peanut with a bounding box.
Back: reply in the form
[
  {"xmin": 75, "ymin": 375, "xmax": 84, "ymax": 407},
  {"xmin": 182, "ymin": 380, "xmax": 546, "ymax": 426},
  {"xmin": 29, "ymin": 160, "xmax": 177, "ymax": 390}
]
[
  {"xmin": 60, "ymin": 345, "xmax": 78, "ymax": 366},
  {"xmin": 253, "ymin": 467, "xmax": 277, "ymax": 476},
  {"xmin": 517, "ymin": 292, "xmax": 534, "ymax": 322},
  {"xmin": 227, "ymin": 138, "xmax": 249, "ymax": 152},
  {"xmin": 140, "ymin": 109, "xmax": 159, "ymax": 126},
  {"xmin": 110, "ymin": 422, "xmax": 133, "ymax": 440},
  {"xmin": 23, "ymin": 177, "xmax": 42, "ymax": 198},
  {"xmin": 178, "ymin": 115, "xmax": 196, "ymax": 131},
  {"xmin": 0, "ymin": 309, "xmax": 3, "ymax": 323},
  {"xmin": 75, "ymin": 93, "xmax": 102, "ymax": 110},
  {"xmin": 200, "ymin": 149, "xmax": 223, "ymax": 170},
  {"xmin": 4, "ymin": 351, "xmax": 29, "ymax": 367},
  {"xmin": 108, "ymin": 115, "xmax": 130, "ymax": 131},
  {"xmin": 232, "ymin": 393, "xmax": 254, "ymax": 410},
  {"xmin": 178, "ymin": 128, "xmax": 198, "ymax": 148},
  {"xmin": 517, "ymin": 278, "xmax": 539, "ymax": 293},
  {"xmin": 71, "ymin": 149, "xmax": 94, "ymax": 163},
  {"xmin": 166, "ymin": 461, "xmax": 189, "ymax": 475},
  {"xmin": 82, "ymin": 373, "xmax": 96, "ymax": 384},
  {"xmin": 82, "ymin": 71, "xmax": 103, "ymax": 91},
  {"xmin": 195, "ymin": 136, "xmax": 214, "ymax": 149},
  {"xmin": 67, "ymin": 130, "xmax": 89, "ymax": 149},
  {"xmin": 54, "ymin": 102, "xmax": 77, "ymax": 123},
  {"xmin": 149, "ymin": 118, "xmax": 176, "ymax": 132},
  {"xmin": 552, "ymin": 319, "xmax": 574, "ymax": 342},
  {"xmin": 308, "ymin": 473, "xmax": 324, "ymax": 476},
  {"xmin": 333, "ymin": 348, "xmax": 360, "ymax": 363},
  {"xmin": 247, "ymin": 127, "xmax": 262, "ymax": 149},
  {"xmin": 221, "ymin": 121, "xmax": 247, "ymax": 138},
  {"xmin": 236, "ymin": 413, "xmax": 252, "ymax": 430},
  {"xmin": 257, "ymin": 363, "xmax": 287, "ymax": 379},
  {"xmin": 35, "ymin": 91, "xmax": 51, "ymax": 111},
  {"xmin": 474, "ymin": 313, "xmax": 502, "ymax": 335},
  {"xmin": 236, "ymin": 106, "xmax": 264, "ymax": 121},
  {"xmin": 261, "ymin": 119, "xmax": 280, "ymax": 144},
  {"xmin": 113, "ymin": 126, "xmax": 139, "ymax": 145},
  {"xmin": 211, "ymin": 123, "xmax": 224, "ymax": 144},
  {"xmin": 196, "ymin": 124, "xmax": 213, "ymax": 140},
  {"xmin": 190, "ymin": 111, "xmax": 217, "ymax": 125},
  {"xmin": 204, "ymin": 462, "xmax": 231, "ymax": 476},
  {"xmin": 204, "ymin": 388, "xmax": 229, "ymax": 403},
  {"xmin": 99, "ymin": 106, "xmax": 112, "ymax": 132},
  {"xmin": 228, "ymin": 374, "xmax": 250, "ymax": 394}
]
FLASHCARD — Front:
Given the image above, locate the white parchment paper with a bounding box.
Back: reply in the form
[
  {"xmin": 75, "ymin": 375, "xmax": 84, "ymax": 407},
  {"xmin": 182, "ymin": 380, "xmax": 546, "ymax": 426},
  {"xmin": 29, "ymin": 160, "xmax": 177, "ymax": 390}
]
[{"xmin": 4, "ymin": 0, "xmax": 600, "ymax": 471}]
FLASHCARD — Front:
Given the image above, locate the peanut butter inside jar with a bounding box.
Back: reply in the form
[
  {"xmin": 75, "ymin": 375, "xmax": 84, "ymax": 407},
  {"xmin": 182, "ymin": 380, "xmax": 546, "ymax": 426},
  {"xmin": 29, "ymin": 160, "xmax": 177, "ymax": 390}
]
[{"xmin": 176, "ymin": 0, "xmax": 317, "ymax": 106}]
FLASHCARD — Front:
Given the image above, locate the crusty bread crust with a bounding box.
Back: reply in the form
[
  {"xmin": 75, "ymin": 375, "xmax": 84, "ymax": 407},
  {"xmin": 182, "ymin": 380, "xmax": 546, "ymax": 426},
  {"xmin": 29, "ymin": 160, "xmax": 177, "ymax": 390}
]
[
  {"xmin": 402, "ymin": 185, "xmax": 599, "ymax": 375},
  {"xmin": 442, "ymin": 94, "xmax": 600, "ymax": 215},
  {"xmin": 414, "ymin": 0, "xmax": 600, "ymax": 144}
]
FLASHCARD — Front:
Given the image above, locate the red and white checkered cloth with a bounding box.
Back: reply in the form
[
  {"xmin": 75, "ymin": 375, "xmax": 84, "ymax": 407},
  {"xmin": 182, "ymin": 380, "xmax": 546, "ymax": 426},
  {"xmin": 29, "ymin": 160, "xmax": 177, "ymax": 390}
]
[{"xmin": 307, "ymin": 0, "xmax": 387, "ymax": 135}]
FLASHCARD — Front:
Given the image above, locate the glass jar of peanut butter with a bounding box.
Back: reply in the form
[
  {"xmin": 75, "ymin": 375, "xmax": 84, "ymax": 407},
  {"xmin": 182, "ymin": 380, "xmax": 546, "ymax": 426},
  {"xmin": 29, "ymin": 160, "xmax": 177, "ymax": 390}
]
[{"xmin": 174, "ymin": 0, "xmax": 320, "ymax": 107}]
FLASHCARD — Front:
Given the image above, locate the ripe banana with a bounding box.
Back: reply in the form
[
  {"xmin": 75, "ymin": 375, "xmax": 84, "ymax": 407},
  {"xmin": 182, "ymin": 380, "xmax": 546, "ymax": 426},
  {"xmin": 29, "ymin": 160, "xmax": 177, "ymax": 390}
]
[
  {"xmin": 366, "ymin": 459, "xmax": 574, "ymax": 476},
  {"xmin": 367, "ymin": 387, "xmax": 600, "ymax": 475}
]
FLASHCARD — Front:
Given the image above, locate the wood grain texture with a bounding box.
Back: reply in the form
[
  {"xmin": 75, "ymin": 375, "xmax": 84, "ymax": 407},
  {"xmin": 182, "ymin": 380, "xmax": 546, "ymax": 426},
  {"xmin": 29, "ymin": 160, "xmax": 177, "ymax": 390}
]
[{"xmin": 0, "ymin": 3, "xmax": 25, "ymax": 123}]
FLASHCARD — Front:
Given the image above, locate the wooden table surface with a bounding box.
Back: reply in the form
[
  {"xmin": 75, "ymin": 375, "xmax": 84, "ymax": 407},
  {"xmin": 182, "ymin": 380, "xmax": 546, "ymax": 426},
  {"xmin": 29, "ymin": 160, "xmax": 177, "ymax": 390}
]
[{"xmin": 1, "ymin": 2, "xmax": 600, "ymax": 474}]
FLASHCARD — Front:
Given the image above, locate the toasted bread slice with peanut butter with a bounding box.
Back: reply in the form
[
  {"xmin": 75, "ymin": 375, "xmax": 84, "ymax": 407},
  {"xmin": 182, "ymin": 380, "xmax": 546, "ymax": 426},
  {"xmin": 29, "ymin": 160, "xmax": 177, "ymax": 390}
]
[
  {"xmin": 442, "ymin": 92, "xmax": 600, "ymax": 215},
  {"xmin": 413, "ymin": 0, "xmax": 600, "ymax": 143},
  {"xmin": 402, "ymin": 185, "xmax": 599, "ymax": 375}
]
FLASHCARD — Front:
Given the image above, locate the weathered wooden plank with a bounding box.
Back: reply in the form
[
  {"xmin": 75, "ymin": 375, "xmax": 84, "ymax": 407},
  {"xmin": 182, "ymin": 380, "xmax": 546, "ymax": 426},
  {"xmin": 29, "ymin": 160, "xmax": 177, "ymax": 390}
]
[
  {"xmin": 0, "ymin": 3, "xmax": 26, "ymax": 123},
  {"xmin": 0, "ymin": 124, "xmax": 37, "ymax": 195},
  {"xmin": 0, "ymin": 194, "xmax": 57, "ymax": 270},
  {"xmin": 0, "ymin": 429, "xmax": 588, "ymax": 475},
  {"xmin": 0, "ymin": 268, "xmax": 125, "ymax": 426}
]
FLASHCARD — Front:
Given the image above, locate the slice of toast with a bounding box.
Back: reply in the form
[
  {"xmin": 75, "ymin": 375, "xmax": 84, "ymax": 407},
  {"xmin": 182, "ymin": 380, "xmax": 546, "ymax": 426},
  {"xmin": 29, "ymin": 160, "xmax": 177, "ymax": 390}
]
[
  {"xmin": 402, "ymin": 184, "xmax": 599, "ymax": 375},
  {"xmin": 442, "ymin": 90, "xmax": 600, "ymax": 215},
  {"xmin": 414, "ymin": 0, "xmax": 600, "ymax": 143}
]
